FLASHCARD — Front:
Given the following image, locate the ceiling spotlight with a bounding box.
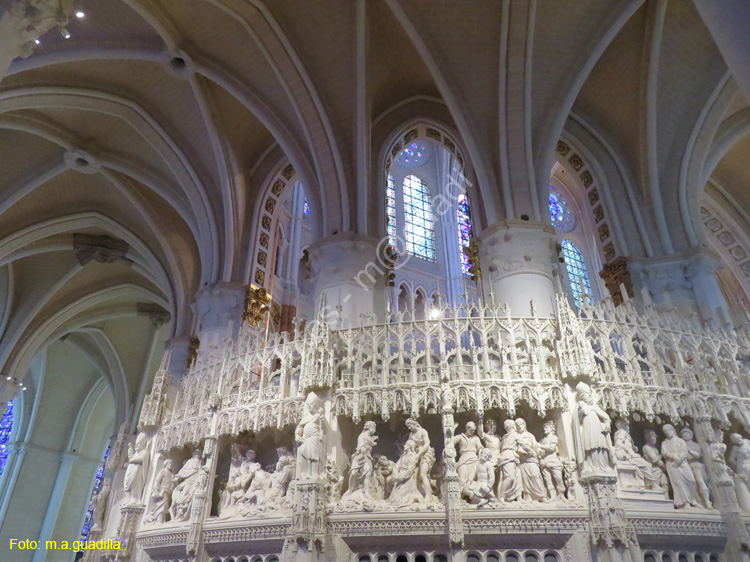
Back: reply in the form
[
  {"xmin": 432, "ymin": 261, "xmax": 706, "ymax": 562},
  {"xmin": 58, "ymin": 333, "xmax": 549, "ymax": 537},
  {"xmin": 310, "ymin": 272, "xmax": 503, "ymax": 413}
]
[
  {"xmin": 430, "ymin": 308, "xmax": 440, "ymax": 319},
  {"xmin": 75, "ymin": 10, "xmax": 85, "ymax": 19},
  {"xmin": 60, "ymin": 27, "xmax": 71, "ymax": 39},
  {"xmin": 34, "ymin": 39, "xmax": 40, "ymax": 45},
  {"xmin": 5, "ymin": 376, "xmax": 10, "ymax": 381}
]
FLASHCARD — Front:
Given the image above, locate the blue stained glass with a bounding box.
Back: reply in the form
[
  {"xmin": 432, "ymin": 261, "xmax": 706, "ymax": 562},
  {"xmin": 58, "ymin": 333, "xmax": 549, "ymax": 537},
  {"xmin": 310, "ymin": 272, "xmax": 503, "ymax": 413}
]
[
  {"xmin": 0, "ymin": 401, "xmax": 12, "ymax": 477},
  {"xmin": 80, "ymin": 446, "xmax": 111, "ymax": 541},
  {"xmin": 402, "ymin": 175, "xmax": 436, "ymax": 262},
  {"xmin": 386, "ymin": 174, "xmax": 397, "ymax": 247},
  {"xmin": 562, "ymin": 239, "xmax": 592, "ymax": 309},
  {"xmin": 457, "ymin": 194, "xmax": 473, "ymax": 274},
  {"xmin": 303, "ymin": 197, "xmax": 310, "ymax": 215},
  {"xmin": 549, "ymin": 186, "xmax": 573, "ymax": 232}
]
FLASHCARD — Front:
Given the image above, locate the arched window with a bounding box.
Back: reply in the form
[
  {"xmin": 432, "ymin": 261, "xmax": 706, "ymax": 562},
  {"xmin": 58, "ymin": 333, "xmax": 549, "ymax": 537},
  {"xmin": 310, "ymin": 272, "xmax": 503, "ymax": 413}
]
[
  {"xmin": 0, "ymin": 401, "xmax": 13, "ymax": 477},
  {"xmin": 402, "ymin": 175, "xmax": 436, "ymax": 262},
  {"xmin": 549, "ymin": 185, "xmax": 574, "ymax": 232},
  {"xmin": 562, "ymin": 239, "xmax": 592, "ymax": 308},
  {"xmin": 80, "ymin": 446, "xmax": 110, "ymax": 541},
  {"xmin": 457, "ymin": 193, "xmax": 473, "ymax": 274},
  {"xmin": 386, "ymin": 173, "xmax": 397, "ymax": 247}
]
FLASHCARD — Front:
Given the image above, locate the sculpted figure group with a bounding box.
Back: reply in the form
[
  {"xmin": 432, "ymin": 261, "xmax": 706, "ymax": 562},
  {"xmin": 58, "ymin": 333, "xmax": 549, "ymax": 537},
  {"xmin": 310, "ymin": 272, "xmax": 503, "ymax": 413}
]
[
  {"xmin": 338, "ymin": 418, "xmax": 440, "ymax": 511},
  {"xmin": 144, "ymin": 448, "xmax": 206, "ymax": 525}
]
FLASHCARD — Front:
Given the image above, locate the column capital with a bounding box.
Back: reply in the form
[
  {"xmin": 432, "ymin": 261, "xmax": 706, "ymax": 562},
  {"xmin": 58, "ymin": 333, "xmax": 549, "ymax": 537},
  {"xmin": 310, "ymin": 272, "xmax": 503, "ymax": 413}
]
[{"xmin": 192, "ymin": 282, "xmax": 246, "ymax": 341}]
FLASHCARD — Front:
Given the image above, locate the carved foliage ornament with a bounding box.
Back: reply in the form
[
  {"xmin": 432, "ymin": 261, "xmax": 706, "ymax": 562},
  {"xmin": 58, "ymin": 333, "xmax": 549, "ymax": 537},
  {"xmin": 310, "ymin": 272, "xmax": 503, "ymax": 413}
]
[{"xmin": 243, "ymin": 285, "xmax": 271, "ymax": 327}]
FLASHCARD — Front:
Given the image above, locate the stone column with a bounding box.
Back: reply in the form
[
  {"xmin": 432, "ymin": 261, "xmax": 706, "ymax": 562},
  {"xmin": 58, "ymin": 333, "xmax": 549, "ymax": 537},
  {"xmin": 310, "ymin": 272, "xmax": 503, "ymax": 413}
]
[
  {"xmin": 192, "ymin": 282, "xmax": 247, "ymax": 343},
  {"xmin": 478, "ymin": 220, "xmax": 560, "ymax": 317},
  {"xmin": 628, "ymin": 249, "xmax": 731, "ymax": 326},
  {"xmin": 307, "ymin": 233, "xmax": 383, "ymax": 328},
  {"xmin": 32, "ymin": 452, "xmax": 80, "ymax": 562}
]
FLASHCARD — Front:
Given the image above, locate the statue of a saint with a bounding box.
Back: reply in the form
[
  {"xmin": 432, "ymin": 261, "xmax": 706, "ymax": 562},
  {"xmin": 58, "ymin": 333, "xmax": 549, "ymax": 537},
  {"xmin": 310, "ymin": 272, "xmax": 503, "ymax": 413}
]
[
  {"xmin": 642, "ymin": 429, "xmax": 669, "ymax": 492},
  {"xmin": 661, "ymin": 424, "xmax": 700, "ymax": 508},
  {"xmin": 145, "ymin": 460, "xmax": 175, "ymax": 524},
  {"xmin": 344, "ymin": 421, "xmax": 378, "ymax": 499},
  {"xmin": 388, "ymin": 440, "xmax": 422, "ymax": 508},
  {"xmin": 296, "ymin": 392, "xmax": 325, "ymax": 477},
  {"xmin": 681, "ymin": 427, "xmax": 711, "ymax": 508},
  {"xmin": 575, "ymin": 382, "xmax": 613, "ymax": 473},
  {"xmin": 452, "ymin": 421, "xmax": 483, "ymax": 493},
  {"xmin": 170, "ymin": 449, "xmax": 203, "ymax": 522},
  {"xmin": 404, "ymin": 418, "xmax": 436, "ymax": 501},
  {"xmin": 497, "ymin": 419, "xmax": 522, "ymax": 502},
  {"xmin": 538, "ymin": 421, "xmax": 565, "ymax": 500},
  {"xmin": 515, "ymin": 418, "xmax": 547, "ymax": 502},
  {"xmin": 122, "ymin": 432, "xmax": 149, "ymax": 506},
  {"xmin": 465, "ymin": 448, "xmax": 497, "ymax": 507}
]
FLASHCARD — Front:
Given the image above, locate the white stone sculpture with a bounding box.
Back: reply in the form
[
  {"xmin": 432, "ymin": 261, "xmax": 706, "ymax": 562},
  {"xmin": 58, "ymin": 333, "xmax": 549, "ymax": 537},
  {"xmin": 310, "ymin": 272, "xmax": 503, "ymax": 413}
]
[
  {"xmin": 575, "ymin": 382, "xmax": 613, "ymax": 473},
  {"xmin": 343, "ymin": 421, "xmax": 378, "ymax": 500},
  {"xmin": 515, "ymin": 418, "xmax": 547, "ymax": 502},
  {"xmin": 219, "ymin": 444, "xmax": 245, "ymax": 515},
  {"xmin": 479, "ymin": 418, "xmax": 501, "ymax": 468},
  {"xmin": 729, "ymin": 433, "xmax": 750, "ymax": 485},
  {"xmin": 538, "ymin": 420, "xmax": 566, "ymax": 500},
  {"xmin": 122, "ymin": 432, "xmax": 150, "ymax": 506},
  {"xmin": 241, "ymin": 467, "xmax": 271, "ymax": 509},
  {"xmin": 296, "ymin": 392, "xmax": 325, "ymax": 477},
  {"xmin": 145, "ymin": 460, "xmax": 175, "ymax": 525},
  {"xmin": 91, "ymin": 479, "xmax": 111, "ymax": 531},
  {"xmin": 661, "ymin": 424, "xmax": 700, "ymax": 509},
  {"xmin": 497, "ymin": 419, "xmax": 522, "ymax": 502},
  {"xmin": 264, "ymin": 454, "xmax": 296, "ymax": 508},
  {"xmin": 373, "ymin": 455, "xmax": 395, "ymax": 501},
  {"xmin": 452, "ymin": 421, "xmax": 483, "ymax": 494},
  {"xmin": 612, "ymin": 419, "xmax": 660, "ymax": 491},
  {"xmin": 325, "ymin": 455, "xmax": 344, "ymax": 503},
  {"xmin": 642, "ymin": 429, "xmax": 669, "ymax": 493},
  {"xmin": 681, "ymin": 427, "xmax": 712, "ymax": 508},
  {"xmin": 464, "ymin": 448, "xmax": 497, "ymax": 507},
  {"xmin": 170, "ymin": 449, "xmax": 203, "ymax": 522},
  {"xmin": 387, "ymin": 440, "xmax": 423, "ymax": 508},
  {"xmin": 404, "ymin": 417, "xmax": 436, "ymax": 502}
]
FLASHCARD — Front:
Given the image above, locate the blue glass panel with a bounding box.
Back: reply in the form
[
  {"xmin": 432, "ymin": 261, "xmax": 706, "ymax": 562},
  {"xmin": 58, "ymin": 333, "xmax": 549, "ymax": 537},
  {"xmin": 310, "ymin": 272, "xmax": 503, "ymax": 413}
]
[
  {"xmin": 303, "ymin": 197, "xmax": 310, "ymax": 215},
  {"xmin": 80, "ymin": 446, "xmax": 111, "ymax": 541},
  {"xmin": 0, "ymin": 401, "xmax": 12, "ymax": 477},
  {"xmin": 562, "ymin": 239, "xmax": 592, "ymax": 308},
  {"xmin": 457, "ymin": 194, "xmax": 473, "ymax": 274},
  {"xmin": 402, "ymin": 175, "xmax": 436, "ymax": 262},
  {"xmin": 549, "ymin": 186, "xmax": 574, "ymax": 231}
]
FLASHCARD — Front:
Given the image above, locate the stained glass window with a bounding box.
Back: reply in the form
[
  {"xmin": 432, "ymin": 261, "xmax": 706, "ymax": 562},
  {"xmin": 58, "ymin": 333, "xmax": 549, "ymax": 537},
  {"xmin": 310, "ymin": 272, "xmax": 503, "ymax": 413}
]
[
  {"xmin": 386, "ymin": 174, "xmax": 397, "ymax": 247},
  {"xmin": 303, "ymin": 197, "xmax": 310, "ymax": 215},
  {"xmin": 0, "ymin": 401, "xmax": 12, "ymax": 477},
  {"xmin": 457, "ymin": 194, "xmax": 473, "ymax": 274},
  {"xmin": 562, "ymin": 239, "xmax": 592, "ymax": 308},
  {"xmin": 80, "ymin": 446, "xmax": 110, "ymax": 541},
  {"xmin": 549, "ymin": 186, "xmax": 574, "ymax": 232},
  {"xmin": 395, "ymin": 142, "xmax": 430, "ymax": 168},
  {"xmin": 402, "ymin": 175, "xmax": 436, "ymax": 262}
]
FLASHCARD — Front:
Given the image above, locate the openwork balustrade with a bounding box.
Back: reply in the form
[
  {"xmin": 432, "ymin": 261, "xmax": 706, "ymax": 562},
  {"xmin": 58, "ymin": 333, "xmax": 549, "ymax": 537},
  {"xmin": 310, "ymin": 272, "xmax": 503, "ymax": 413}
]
[{"xmin": 147, "ymin": 294, "xmax": 750, "ymax": 451}]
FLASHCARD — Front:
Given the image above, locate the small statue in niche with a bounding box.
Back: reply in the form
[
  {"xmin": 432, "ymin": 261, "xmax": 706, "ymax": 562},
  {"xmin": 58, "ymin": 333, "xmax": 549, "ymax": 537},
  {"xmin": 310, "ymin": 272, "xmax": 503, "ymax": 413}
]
[
  {"xmin": 343, "ymin": 421, "xmax": 378, "ymax": 500},
  {"xmin": 612, "ymin": 418, "xmax": 661, "ymax": 491},
  {"xmin": 562, "ymin": 458, "xmax": 580, "ymax": 504},
  {"xmin": 575, "ymin": 382, "xmax": 613, "ymax": 473},
  {"xmin": 464, "ymin": 448, "xmax": 497, "ymax": 507},
  {"xmin": 170, "ymin": 449, "xmax": 203, "ymax": 522},
  {"xmin": 515, "ymin": 418, "xmax": 547, "ymax": 502},
  {"xmin": 404, "ymin": 418, "xmax": 436, "ymax": 502},
  {"xmin": 661, "ymin": 424, "xmax": 700, "ymax": 509},
  {"xmin": 452, "ymin": 421, "xmax": 483, "ymax": 494},
  {"xmin": 145, "ymin": 460, "xmax": 175, "ymax": 525},
  {"xmin": 296, "ymin": 392, "xmax": 325, "ymax": 478},
  {"xmin": 264, "ymin": 453, "xmax": 296, "ymax": 508},
  {"xmin": 711, "ymin": 428, "xmax": 733, "ymax": 482},
  {"xmin": 497, "ymin": 419, "xmax": 522, "ymax": 502},
  {"xmin": 681, "ymin": 427, "xmax": 712, "ymax": 508},
  {"xmin": 538, "ymin": 421, "xmax": 566, "ymax": 500},
  {"xmin": 122, "ymin": 432, "xmax": 150, "ymax": 506},
  {"xmin": 642, "ymin": 429, "xmax": 669, "ymax": 493},
  {"xmin": 241, "ymin": 466, "xmax": 271, "ymax": 509}
]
